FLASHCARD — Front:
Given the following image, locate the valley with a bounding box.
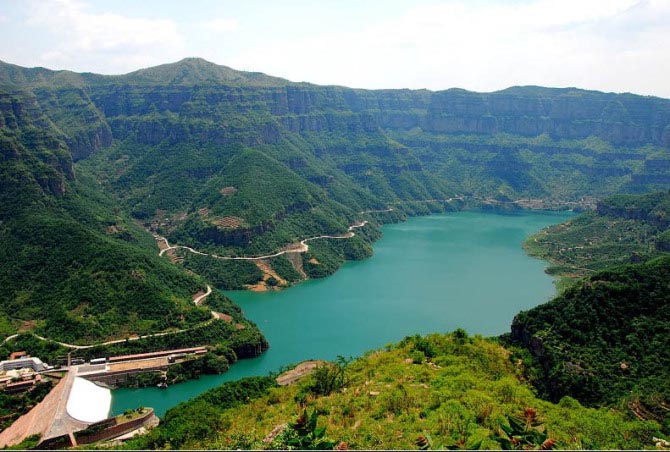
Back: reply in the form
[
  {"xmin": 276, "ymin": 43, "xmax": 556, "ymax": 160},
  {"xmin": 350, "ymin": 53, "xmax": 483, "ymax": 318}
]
[
  {"xmin": 111, "ymin": 210, "xmax": 570, "ymax": 418},
  {"xmin": 0, "ymin": 57, "xmax": 669, "ymax": 449}
]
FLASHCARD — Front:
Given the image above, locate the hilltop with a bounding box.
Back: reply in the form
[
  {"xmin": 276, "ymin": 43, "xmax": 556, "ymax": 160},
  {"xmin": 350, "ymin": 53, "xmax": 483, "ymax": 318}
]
[{"xmin": 123, "ymin": 330, "xmax": 662, "ymax": 450}]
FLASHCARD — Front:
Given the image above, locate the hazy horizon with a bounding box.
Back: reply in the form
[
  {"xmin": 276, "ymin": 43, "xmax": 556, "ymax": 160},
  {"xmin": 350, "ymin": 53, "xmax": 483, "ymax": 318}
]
[{"xmin": 1, "ymin": 0, "xmax": 669, "ymax": 98}]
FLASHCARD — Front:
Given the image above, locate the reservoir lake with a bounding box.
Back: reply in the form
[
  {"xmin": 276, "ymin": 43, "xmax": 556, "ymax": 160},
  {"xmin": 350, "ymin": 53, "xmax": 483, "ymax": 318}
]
[{"xmin": 111, "ymin": 210, "xmax": 572, "ymax": 417}]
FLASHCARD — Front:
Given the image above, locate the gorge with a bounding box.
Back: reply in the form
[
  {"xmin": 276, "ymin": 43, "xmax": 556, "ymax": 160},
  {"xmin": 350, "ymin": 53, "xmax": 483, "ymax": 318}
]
[{"xmin": 110, "ymin": 210, "xmax": 573, "ymax": 417}]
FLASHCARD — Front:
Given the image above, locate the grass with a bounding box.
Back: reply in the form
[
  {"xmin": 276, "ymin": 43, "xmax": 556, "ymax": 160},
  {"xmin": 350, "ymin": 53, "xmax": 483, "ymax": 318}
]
[{"xmin": 128, "ymin": 332, "xmax": 661, "ymax": 450}]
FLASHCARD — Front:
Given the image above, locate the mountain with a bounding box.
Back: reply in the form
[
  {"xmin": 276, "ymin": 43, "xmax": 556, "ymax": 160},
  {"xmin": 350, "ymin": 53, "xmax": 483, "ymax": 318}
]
[
  {"xmin": 1, "ymin": 58, "xmax": 670, "ymax": 344},
  {"xmin": 0, "ymin": 67, "xmax": 264, "ymax": 351},
  {"xmin": 117, "ymin": 57, "xmax": 292, "ymax": 87}
]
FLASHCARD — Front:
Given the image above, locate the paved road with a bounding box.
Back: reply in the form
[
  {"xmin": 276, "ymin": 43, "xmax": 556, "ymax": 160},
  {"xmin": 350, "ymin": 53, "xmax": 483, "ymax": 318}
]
[{"xmin": 156, "ymin": 220, "xmax": 369, "ymax": 261}]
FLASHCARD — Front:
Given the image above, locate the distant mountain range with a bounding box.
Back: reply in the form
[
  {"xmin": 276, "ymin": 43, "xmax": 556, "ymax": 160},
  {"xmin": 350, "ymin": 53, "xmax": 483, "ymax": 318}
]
[{"xmin": 1, "ymin": 57, "xmax": 669, "ymax": 344}]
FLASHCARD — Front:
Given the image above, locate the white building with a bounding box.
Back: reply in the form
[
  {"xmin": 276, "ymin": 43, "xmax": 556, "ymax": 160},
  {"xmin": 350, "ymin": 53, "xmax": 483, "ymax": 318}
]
[{"xmin": 0, "ymin": 357, "xmax": 46, "ymax": 372}]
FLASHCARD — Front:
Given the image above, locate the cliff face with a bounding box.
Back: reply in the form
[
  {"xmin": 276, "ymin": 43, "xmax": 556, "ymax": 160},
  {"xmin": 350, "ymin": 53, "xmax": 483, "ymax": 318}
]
[
  {"xmin": 85, "ymin": 82, "xmax": 670, "ymax": 147},
  {"xmin": 595, "ymin": 191, "xmax": 670, "ymax": 228},
  {"xmin": 0, "ymin": 90, "xmax": 74, "ymax": 208},
  {"xmin": 31, "ymin": 87, "xmax": 112, "ymax": 161},
  {"xmin": 1, "ymin": 58, "xmax": 669, "ymax": 245}
]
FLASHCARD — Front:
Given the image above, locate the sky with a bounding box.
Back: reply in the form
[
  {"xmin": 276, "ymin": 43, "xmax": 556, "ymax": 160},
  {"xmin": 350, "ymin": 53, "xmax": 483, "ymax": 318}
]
[{"xmin": 1, "ymin": 0, "xmax": 669, "ymax": 97}]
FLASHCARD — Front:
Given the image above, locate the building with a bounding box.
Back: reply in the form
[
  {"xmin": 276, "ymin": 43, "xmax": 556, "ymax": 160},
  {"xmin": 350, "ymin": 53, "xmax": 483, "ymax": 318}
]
[
  {"xmin": 0, "ymin": 357, "xmax": 46, "ymax": 372},
  {"xmin": 9, "ymin": 351, "xmax": 29, "ymax": 360}
]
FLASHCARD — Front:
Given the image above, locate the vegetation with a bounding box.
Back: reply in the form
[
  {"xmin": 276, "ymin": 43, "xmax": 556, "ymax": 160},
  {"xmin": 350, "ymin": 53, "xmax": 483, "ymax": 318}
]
[
  {"xmin": 121, "ymin": 376, "xmax": 278, "ymax": 450},
  {"xmin": 0, "ymin": 315, "xmax": 268, "ymax": 365},
  {"xmin": 271, "ymin": 409, "xmax": 338, "ymax": 450},
  {"xmin": 525, "ymin": 191, "xmax": 670, "ymax": 279},
  {"xmin": 0, "ymin": 92, "xmax": 247, "ymax": 344},
  {"xmin": 181, "ymin": 254, "xmax": 263, "ymax": 290},
  {"xmin": 300, "ymin": 356, "xmax": 350, "ymax": 399},
  {"xmin": 3, "ymin": 433, "xmax": 41, "ymax": 450},
  {"xmin": 118, "ymin": 332, "xmax": 662, "ymax": 450},
  {"xmin": 268, "ymin": 254, "xmax": 304, "ymax": 285},
  {"xmin": 0, "ymin": 380, "xmax": 53, "ymax": 432},
  {"xmin": 510, "ymin": 256, "xmax": 670, "ymax": 426},
  {"xmin": 116, "ymin": 352, "xmax": 232, "ymax": 389}
]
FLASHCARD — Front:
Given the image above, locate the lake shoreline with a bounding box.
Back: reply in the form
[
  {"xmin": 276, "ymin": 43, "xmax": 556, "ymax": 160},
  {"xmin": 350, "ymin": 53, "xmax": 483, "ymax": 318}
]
[{"xmin": 111, "ymin": 209, "xmax": 573, "ymax": 418}]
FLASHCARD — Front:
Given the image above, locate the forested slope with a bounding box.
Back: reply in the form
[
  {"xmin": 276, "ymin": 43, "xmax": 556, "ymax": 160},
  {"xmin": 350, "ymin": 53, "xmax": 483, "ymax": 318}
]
[
  {"xmin": 1, "ymin": 57, "xmax": 670, "ymax": 343},
  {"xmin": 0, "ymin": 80, "xmax": 264, "ymax": 348},
  {"xmin": 510, "ymin": 255, "xmax": 670, "ymax": 424}
]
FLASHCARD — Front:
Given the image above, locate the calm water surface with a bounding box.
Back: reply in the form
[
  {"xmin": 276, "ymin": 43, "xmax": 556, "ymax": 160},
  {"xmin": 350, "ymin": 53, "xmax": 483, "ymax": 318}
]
[{"xmin": 111, "ymin": 210, "xmax": 572, "ymax": 417}]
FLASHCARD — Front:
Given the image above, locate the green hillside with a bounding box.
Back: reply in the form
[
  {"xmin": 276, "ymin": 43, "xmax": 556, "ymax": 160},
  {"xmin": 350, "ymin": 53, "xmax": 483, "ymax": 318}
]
[
  {"xmin": 524, "ymin": 191, "xmax": 670, "ymax": 279},
  {"xmin": 2, "ymin": 57, "xmax": 670, "ymax": 344},
  {"xmin": 0, "ymin": 84, "xmax": 265, "ymax": 352},
  {"xmin": 511, "ymin": 256, "xmax": 670, "ymax": 422},
  {"xmin": 122, "ymin": 331, "xmax": 661, "ymax": 450},
  {"xmin": 514, "ymin": 192, "xmax": 670, "ymax": 425}
]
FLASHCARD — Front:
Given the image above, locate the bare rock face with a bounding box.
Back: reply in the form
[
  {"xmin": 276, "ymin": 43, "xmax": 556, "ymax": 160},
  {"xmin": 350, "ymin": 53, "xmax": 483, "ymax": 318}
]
[
  {"xmin": 67, "ymin": 123, "xmax": 113, "ymax": 161},
  {"xmin": 0, "ymin": 92, "xmax": 77, "ymax": 199}
]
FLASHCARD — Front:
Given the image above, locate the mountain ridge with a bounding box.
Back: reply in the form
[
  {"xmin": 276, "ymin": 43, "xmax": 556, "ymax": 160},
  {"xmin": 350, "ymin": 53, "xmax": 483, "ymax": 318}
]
[{"xmin": 3, "ymin": 57, "xmax": 670, "ymax": 100}]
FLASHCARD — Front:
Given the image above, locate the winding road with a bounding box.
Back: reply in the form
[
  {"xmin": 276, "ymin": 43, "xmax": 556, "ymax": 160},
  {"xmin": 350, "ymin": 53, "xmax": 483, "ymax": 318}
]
[
  {"xmin": 157, "ymin": 220, "xmax": 368, "ymax": 261},
  {"xmin": 4, "ymin": 221, "xmax": 371, "ymax": 350},
  {"xmin": 3, "ymin": 286, "xmax": 216, "ymax": 350}
]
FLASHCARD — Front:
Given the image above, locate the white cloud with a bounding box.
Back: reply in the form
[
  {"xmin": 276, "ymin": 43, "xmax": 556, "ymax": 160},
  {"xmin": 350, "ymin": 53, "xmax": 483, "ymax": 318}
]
[
  {"xmin": 6, "ymin": 0, "xmax": 670, "ymax": 97},
  {"xmin": 24, "ymin": 0, "xmax": 184, "ymax": 72},
  {"xmin": 230, "ymin": 0, "xmax": 670, "ymax": 97},
  {"xmin": 201, "ymin": 18, "xmax": 239, "ymax": 33},
  {"xmin": 0, "ymin": 15, "xmax": 8, "ymax": 24}
]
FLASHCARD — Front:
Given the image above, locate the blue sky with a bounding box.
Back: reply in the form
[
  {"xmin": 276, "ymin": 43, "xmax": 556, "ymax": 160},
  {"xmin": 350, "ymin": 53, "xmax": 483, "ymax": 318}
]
[{"xmin": 1, "ymin": 0, "xmax": 669, "ymax": 97}]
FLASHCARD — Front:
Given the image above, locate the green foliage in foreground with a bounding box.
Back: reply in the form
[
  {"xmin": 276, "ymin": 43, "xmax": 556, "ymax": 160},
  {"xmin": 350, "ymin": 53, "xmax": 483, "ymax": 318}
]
[
  {"xmin": 275, "ymin": 409, "xmax": 338, "ymax": 450},
  {"xmin": 120, "ymin": 376, "xmax": 278, "ymax": 450},
  {"xmin": 117, "ymin": 332, "xmax": 661, "ymax": 450},
  {"xmin": 510, "ymin": 256, "xmax": 670, "ymax": 426}
]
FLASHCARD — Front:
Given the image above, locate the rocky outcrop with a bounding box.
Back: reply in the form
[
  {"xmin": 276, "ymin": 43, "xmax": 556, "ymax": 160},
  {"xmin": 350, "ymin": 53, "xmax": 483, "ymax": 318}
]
[
  {"xmin": 82, "ymin": 80, "xmax": 670, "ymax": 150},
  {"xmin": 0, "ymin": 91, "xmax": 75, "ymax": 197},
  {"xmin": 231, "ymin": 333, "xmax": 270, "ymax": 359},
  {"xmin": 66, "ymin": 122, "xmax": 113, "ymax": 161},
  {"xmin": 596, "ymin": 192, "xmax": 670, "ymax": 228}
]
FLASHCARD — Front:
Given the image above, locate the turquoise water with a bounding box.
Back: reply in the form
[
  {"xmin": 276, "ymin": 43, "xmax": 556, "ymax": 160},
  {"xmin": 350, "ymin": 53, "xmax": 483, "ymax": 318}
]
[{"xmin": 110, "ymin": 210, "xmax": 572, "ymax": 417}]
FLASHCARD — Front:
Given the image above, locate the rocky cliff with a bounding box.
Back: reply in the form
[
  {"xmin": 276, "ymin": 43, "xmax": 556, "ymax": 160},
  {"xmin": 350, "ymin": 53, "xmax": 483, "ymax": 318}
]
[{"xmin": 2, "ymin": 58, "xmax": 670, "ymax": 259}]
